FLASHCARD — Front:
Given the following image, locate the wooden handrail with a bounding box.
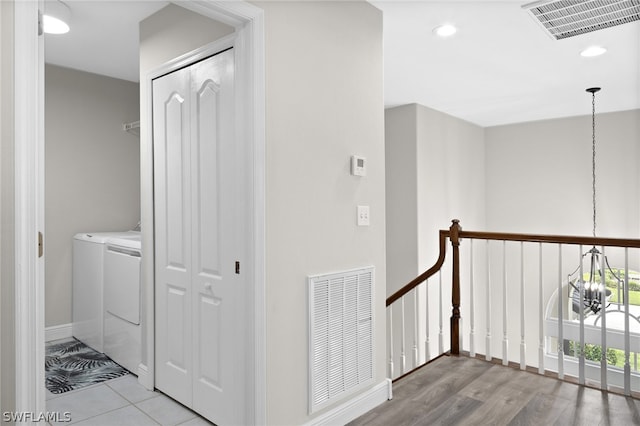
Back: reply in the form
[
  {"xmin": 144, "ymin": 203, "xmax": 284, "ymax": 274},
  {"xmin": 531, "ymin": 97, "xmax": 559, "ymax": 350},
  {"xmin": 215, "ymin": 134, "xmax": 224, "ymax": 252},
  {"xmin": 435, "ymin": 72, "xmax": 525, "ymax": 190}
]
[
  {"xmin": 386, "ymin": 226, "xmax": 640, "ymax": 307},
  {"xmin": 386, "ymin": 226, "xmax": 451, "ymax": 306},
  {"xmin": 458, "ymin": 230, "xmax": 640, "ymax": 248}
]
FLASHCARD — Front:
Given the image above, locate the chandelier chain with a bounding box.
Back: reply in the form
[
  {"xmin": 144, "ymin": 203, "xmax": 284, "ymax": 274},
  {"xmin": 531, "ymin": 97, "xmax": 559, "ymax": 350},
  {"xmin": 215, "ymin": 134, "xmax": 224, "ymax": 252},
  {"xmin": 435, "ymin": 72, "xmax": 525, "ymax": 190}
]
[{"xmin": 591, "ymin": 91, "xmax": 597, "ymax": 238}]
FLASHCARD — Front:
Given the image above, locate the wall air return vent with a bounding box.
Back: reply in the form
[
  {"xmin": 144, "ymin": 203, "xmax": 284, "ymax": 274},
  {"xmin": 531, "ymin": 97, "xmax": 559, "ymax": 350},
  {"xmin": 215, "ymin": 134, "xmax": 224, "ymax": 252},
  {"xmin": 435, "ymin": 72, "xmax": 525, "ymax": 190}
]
[
  {"xmin": 308, "ymin": 266, "xmax": 374, "ymax": 413},
  {"xmin": 523, "ymin": 0, "xmax": 640, "ymax": 40}
]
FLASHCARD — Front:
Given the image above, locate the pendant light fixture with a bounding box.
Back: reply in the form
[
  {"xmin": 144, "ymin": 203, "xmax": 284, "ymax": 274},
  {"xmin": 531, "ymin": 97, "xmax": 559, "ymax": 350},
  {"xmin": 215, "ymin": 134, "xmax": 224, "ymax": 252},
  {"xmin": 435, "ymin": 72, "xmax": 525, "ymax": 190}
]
[
  {"xmin": 568, "ymin": 87, "xmax": 622, "ymax": 316},
  {"xmin": 43, "ymin": 0, "xmax": 71, "ymax": 35}
]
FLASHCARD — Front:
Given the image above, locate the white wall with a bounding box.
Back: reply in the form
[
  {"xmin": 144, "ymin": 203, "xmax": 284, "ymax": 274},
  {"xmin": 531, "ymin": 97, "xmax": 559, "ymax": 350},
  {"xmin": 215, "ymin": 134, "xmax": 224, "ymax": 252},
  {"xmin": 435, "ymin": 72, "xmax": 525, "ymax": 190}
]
[
  {"xmin": 44, "ymin": 64, "xmax": 141, "ymax": 327},
  {"xmin": 257, "ymin": 2, "xmax": 386, "ymax": 424}
]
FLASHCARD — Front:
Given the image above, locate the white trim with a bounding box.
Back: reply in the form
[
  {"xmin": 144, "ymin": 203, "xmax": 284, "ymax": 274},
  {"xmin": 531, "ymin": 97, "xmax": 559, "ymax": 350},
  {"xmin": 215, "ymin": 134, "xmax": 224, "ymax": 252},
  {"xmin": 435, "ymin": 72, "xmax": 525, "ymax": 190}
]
[
  {"xmin": 136, "ymin": 363, "xmax": 152, "ymax": 389},
  {"xmin": 303, "ymin": 379, "xmax": 392, "ymax": 426},
  {"xmin": 14, "ymin": 0, "xmax": 46, "ymax": 419},
  {"xmin": 243, "ymin": 10, "xmax": 267, "ymax": 423},
  {"xmin": 145, "ymin": 34, "xmax": 235, "ymax": 80},
  {"xmin": 44, "ymin": 324, "xmax": 73, "ymax": 342}
]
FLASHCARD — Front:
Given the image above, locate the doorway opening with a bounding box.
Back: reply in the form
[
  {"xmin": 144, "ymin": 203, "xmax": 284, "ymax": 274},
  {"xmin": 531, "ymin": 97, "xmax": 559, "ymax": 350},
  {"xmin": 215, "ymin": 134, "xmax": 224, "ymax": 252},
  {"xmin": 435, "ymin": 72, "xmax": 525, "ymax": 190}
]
[{"xmin": 14, "ymin": 1, "xmax": 265, "ymax": 424}]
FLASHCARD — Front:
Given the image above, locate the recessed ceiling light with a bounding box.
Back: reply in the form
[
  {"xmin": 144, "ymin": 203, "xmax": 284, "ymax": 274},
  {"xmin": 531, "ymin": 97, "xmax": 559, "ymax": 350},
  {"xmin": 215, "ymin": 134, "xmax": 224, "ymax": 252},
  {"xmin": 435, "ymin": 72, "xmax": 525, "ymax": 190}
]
[
  {"xmin": 580, "ymin": 46, "xmax": 607, "ymax": 57},
  {"xmin": 433, "ymin": 24, "xmax": 457, "ymax": 38},
  {"xmin": 43, "ymin": 0, "xmax": 71, "ymax": 35}
]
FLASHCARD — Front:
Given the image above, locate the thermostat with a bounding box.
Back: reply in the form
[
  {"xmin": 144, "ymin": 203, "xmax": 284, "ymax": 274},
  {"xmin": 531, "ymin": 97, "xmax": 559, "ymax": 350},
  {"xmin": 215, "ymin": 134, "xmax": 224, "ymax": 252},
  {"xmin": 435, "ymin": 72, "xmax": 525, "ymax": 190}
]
[{"xmin": 351, "ymin": 155, "xmax": 366, "ymax": 177}]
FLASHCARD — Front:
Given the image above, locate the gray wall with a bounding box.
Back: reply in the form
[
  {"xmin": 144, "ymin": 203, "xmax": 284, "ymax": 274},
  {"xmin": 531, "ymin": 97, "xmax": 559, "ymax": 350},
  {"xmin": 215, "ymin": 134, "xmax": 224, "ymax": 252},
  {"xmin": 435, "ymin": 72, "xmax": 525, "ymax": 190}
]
[
  {"xmin": 486, "ymin": 109, "xmax": 640, "ymax": 238},
  {"xmin": 385, "ymin": 103, "xmax": 485, "ymax": 295},
  {"xmin": 45, "ymin": 64, "xmax": 141, "ymax": 327},
  {"xmin": 0, "ymin": 0, "xmax": 15, "ymax": 418},
  {"xmin": 139, "ymin": 4, "xmax": 234, "ymax": 73},
  {"xmin": 385, "ymin": 105, "xmax": 419, "ymax": 291},
  {"xmin": 386, "ymin": 106, "xmax": 640, "ymax": 281},
  {"xmin": 415, "ymin": 103, "xmax": 486, "ymax": 268},
  {"xmin": 257, "ymin": 2, "xmax": 386, "ymax": 423}
]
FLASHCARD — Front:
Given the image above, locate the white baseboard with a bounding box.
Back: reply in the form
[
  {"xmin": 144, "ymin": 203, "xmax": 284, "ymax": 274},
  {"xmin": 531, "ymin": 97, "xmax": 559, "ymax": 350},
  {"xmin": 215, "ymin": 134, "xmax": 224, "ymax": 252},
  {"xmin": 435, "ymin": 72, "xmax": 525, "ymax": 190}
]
[
  {"xmin": 45, "ymin": 323, "xmax": 73, "ymax": 342},
  {"xmin": 304, "ymin": 379, "xmax": 392, "ymax": 426},
  {"xmin": 137, "ymin": 363, "xmax": 154, "ymax": 390}
]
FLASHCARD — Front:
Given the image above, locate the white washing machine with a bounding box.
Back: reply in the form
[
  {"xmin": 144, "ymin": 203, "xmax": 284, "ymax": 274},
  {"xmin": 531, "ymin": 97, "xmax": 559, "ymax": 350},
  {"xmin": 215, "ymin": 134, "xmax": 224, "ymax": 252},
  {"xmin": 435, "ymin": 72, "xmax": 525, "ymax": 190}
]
[
  {"xmin": 103, "ymin": 233, "xmax": 142, "ymax": 374},
  {"xmin": 72, "ymin": 231, "xmax": 140, "ymax": 353}
]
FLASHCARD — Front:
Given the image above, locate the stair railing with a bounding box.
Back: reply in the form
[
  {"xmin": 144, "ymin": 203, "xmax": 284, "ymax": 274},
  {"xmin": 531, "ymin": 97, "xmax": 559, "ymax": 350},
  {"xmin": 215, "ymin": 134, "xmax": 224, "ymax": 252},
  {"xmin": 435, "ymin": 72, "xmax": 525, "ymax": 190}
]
[{"xmin": 386, "ymin": 219, "xmax": 640, "ymax": 396}]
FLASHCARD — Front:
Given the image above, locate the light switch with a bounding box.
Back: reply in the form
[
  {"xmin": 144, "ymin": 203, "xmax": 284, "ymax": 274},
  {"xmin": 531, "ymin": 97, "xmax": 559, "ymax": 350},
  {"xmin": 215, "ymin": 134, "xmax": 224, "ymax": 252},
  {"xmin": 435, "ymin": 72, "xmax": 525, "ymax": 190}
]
[{"xmin": 357, "ymin": 205, "xmax": 370, "ymax": 226}]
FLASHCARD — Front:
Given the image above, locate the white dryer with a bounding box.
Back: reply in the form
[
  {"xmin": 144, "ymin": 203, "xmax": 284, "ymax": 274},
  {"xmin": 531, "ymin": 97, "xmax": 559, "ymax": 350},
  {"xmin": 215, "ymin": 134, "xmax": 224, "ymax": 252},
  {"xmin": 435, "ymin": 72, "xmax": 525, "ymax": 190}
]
[
  {"xmin": 103, "ymin": 233, "xmax": 142, "ymax": 374},
  {"xmin": 72, "ymin": 231, "xmax": 139, "ymax": 353}
]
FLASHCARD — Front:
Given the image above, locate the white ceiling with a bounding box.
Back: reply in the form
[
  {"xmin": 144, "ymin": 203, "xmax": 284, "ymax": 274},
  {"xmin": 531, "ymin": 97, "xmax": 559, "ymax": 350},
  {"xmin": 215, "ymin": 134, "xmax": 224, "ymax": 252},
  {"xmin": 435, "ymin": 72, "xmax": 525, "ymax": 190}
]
[
  {"xmin": 45, "ymin": 1, "xmax": 169, "ymax": 83},
  {"xmin": 45, "ymin": 0, "xmax": 640, "ymax": 127}
]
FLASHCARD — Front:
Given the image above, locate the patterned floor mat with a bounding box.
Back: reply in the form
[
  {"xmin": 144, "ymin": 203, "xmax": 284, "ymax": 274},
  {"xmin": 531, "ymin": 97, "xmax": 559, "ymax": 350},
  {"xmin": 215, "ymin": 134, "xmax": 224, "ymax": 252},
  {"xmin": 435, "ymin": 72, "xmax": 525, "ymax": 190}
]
[{"xmin": 45, "ymin": 338, "xmax": 129, "ymax": 394}]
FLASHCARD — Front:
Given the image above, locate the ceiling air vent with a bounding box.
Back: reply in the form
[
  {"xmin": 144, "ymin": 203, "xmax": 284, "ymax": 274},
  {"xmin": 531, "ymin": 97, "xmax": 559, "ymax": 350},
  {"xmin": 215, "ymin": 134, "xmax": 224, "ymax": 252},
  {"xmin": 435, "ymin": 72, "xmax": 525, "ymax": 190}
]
[{"xmin": 523, "ymin": 0, "xmax": 640, "ymax": 40}]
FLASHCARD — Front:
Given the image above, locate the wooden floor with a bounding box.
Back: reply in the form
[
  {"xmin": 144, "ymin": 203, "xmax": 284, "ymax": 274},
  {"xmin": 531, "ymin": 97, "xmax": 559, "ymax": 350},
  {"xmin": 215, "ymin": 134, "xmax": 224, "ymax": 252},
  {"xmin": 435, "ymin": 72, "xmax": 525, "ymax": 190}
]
[{"xmin": 349, "ymin": 355, "xmax": 640, "ymax": 425}]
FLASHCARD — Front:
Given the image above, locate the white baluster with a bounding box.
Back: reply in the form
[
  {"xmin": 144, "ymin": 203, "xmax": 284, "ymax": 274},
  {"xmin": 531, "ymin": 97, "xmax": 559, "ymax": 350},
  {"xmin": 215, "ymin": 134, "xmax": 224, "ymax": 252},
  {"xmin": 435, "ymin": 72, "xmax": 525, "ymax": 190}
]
[
  {"xmin": 400, "ymin": 296, "xmax": 406, "ymax": 374},
  {"xmin": 470, "ymin": 240, "xmax": 476, "ymax": 358},
  {"xmin": 600, "ymin": 246, "xmax": 607, "ymax": 390},
  {"xmin": 538, "ymin": 243, "xmax": 544, "ymax": 375},
  {"xmin": 413, "ymin": 288, "xmax": 419, "ymax": 368},
  {"xmin": 520, "ymin": 242, "xmax": 526, "ymax": 370},
  {"xmin": 578, "ymin": 245, "xmax": 585, "ymax": 386},
  {"xmin": 388, "ymin": 306, "xmax": 394, "ymax": 379},
  {"xmin": 624, "ymin": 248, "xmax": 630, "ymax": 396},
  {"xmin": 425, "ymin": 278, "xmax": 431, "ymax": 361},
  {"xmin": 486, "ymin": 240, "xmax": 492, "ymax": 361},
  {"xmin": 502, "ymin": 240, "xmax": 508, "ymax": 366},
  {"xmin": 438, "ymin": 271, "xmax": 444, "ymax": 355},
  {"xmin": 617, "ymin": 260, "xmax": 623, "ymax": 312},
  {"xmin": 558, "ymin": 244, "xmax": 564, "ymax": 380}
]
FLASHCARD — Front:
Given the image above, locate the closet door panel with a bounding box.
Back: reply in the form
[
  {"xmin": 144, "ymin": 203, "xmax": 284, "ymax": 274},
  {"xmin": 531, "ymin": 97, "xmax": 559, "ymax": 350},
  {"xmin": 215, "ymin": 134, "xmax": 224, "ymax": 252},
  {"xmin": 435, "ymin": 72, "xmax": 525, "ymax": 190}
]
[
  {"xmin": 191, "ymin": 50, "xmax": 243, "ymax": 425},
  {"xmin": 194, "ymin": 78, "xmax": 221, "ymax": 278},
  {"xmin": 165, "ymin": 92, "xmax": 189, "ymax": 270},
  {"xmin": 196, "ymin": 293, "xmax": 222, "ymax": 387},
  {"xmin": 192, "ymin": 64, "xmax": 225, "ymax": 401},
  {"xmin": 154, "ymin": 48, "xmax": 243, "ymax": 426},
  {"xmin": 153, "ymin": 66, "xmax": 193, "ymax": 406},
  {"xmin": 166, "ymin": 285, "xmax": 188, "ymax": 369}
]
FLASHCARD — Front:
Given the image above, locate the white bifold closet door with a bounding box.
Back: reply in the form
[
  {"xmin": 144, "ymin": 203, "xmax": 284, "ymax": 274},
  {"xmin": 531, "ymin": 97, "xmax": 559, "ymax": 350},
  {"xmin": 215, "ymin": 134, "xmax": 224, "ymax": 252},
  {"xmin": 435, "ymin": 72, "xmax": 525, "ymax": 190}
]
[{"xmin": 153, "ymin": 48, "xmax": 244, "ymax": 426}]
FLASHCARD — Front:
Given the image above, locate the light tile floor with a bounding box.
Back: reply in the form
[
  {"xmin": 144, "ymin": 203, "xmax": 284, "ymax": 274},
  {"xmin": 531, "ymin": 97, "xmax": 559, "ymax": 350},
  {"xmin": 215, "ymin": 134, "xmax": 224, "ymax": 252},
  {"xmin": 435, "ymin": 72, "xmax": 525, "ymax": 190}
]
[{"xmin": 46, "ymin": 374, "xmax": 214, "ymax": 426}]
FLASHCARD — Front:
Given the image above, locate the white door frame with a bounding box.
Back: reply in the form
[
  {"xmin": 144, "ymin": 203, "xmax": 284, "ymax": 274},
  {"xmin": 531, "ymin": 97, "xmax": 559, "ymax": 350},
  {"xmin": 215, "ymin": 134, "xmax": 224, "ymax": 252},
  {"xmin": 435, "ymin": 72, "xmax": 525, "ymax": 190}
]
[
  {"xmin": 13, "ymin": 1, "xmax": 265, "ymax": 424},
  {"xmin": 13, "ymin": 0, "xmax": 46, "ymax": 417}
]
